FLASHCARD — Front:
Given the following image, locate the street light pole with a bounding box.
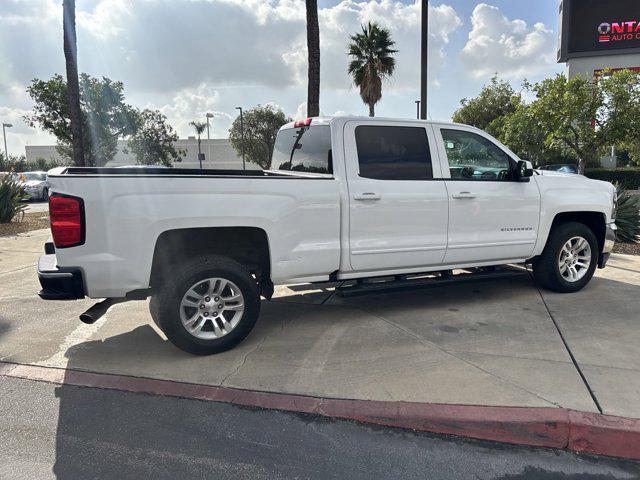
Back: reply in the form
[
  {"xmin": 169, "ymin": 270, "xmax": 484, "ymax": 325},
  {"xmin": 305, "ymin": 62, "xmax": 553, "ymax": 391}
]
[
  {"xmin": 420, "ymin": 0, "xmax": 428, "ymax": 120},
  {"xmin": 235, "ymin": 107, "xmax": 246, "ymax": 170},
  {"xmin": 2, "ymin": 123, "xmax": 12, "ymax": 163},
  {"xmin": 205, "ymin": 113, "xmax": 213, "ymax": 141},
  {"xmin": 206, "ymin": 113, "xmax": 214, "ymax": 168}
]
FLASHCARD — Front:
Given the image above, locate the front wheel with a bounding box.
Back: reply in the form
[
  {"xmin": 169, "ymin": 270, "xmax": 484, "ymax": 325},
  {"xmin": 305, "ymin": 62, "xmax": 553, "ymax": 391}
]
[
  {"xmin": 532, "ymin": 222, "xmax": 598, "ymax": 293},
  {"xmin": 152, "ymin": 255, "xmax": 260, "ymax": 355}
]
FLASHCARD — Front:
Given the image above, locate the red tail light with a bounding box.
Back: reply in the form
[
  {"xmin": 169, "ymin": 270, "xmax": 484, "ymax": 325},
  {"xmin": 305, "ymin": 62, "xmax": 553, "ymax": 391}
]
[
  {"xmin": 49, "ymin": 194, "xmax": 85, "ymax": 248},
  {"xmin": 293, "ymin": 118, "xmax": 312, "ymax": 128}
]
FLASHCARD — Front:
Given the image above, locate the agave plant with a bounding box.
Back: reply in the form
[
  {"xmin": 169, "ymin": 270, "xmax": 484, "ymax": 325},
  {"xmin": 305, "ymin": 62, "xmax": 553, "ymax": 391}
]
[
  {"xmin": 0, "ymin": 175, "xmax": 27, "ymax": 224},
  {"xmin": 614, "ymin": 183, "xmax": 640, "ymax": 243}
]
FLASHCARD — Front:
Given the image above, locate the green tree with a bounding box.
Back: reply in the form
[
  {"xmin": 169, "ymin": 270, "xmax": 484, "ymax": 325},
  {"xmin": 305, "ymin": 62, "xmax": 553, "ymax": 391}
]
[
  {"xmin": 189, "ymin": 121, "xmax": 206, "ymax": 167},
  {"xmin": 525, "ymin": 70, "xmax": 640, "ymax": 174},
  {"xmin": 452, "ymin": 75, "xmax": 521, "ymax": 138},
  {"xmin": 347, "ymin": 22, "xmax": 397, "ymax": 117},
  {"xmin": 500, "ymin": 103, "xmax": 567, "ymax": 167},
  {"xmin": 128, "ymin": 110, "xmax": 183, "ymax": 166},
  {"xmin": 228, "ymin": 105, "xmax": 291, "ymax": 169},
  {"xmin": 305, "ymin": 0, "xmax": 320, "ymax": 117},
  {"xmin": 622, "ymin": 137, "xmax": 640, "ymax": 166},
  {"xmin": 25, "ymin": 74, "xmax": 139, "ymax": 167}
]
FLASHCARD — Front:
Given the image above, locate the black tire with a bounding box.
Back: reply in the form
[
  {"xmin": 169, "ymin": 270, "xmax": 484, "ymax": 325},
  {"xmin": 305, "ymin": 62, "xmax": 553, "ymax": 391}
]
[
  {"xmin": 532, "ymin": 221, "xmax": 598, "ymax": 293},
  {"xmin": 42, "ymin": 188, "xmax": 49, "ymax": 202},
  {"xmin": 148, "ymin": 295, "xmax": 160, "ymax": 328},
  {"xmin": 152, "ymin": 255, "xmax": 260, "ymax": 355}
]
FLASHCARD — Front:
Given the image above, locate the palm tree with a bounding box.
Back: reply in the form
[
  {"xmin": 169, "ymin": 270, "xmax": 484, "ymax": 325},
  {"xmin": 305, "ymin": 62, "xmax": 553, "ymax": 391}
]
[
  {"xmin": 63, "ymin": 0, "xmax": 85, "ymax": 166},
  {"xmin": 347, "ymin": 22, "xmax": 397, "ymax": 117},
  {"xmin": 305, "ymin": 0, "xmax": 320, "ymax": 117},
  {"xmin": 190, "ymin": 121, "xmax": 206, "ymax": 169}
]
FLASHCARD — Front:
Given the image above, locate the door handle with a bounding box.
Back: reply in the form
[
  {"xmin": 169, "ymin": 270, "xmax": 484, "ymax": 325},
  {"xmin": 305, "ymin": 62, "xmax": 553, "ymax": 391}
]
[
  {"xmin": 353, "ymin": 192, "xmax": 381, "ymax": 201},
  {"xmin": 452, "ymin": 191, "xmax": 476, "ymax": 199}
]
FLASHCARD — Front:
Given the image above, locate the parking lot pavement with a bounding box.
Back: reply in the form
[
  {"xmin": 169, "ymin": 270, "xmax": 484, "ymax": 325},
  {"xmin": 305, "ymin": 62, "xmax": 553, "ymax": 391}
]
[
  {"xmin": 23, "ymin": 201, "xmax": 49, "ymax": 213},
  {"xmin": 538, "ymin": 255, "xmax": 640, "ymax": 418},
  {"xmin": 1, "ymin": 229, "xmax": 639, "ymax": 419}
]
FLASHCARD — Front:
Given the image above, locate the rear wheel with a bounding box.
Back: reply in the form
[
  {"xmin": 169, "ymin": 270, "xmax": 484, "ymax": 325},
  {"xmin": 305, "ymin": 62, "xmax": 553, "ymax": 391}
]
[
  {"xmin": 41, "ymin": 188, "xmax": 49, "ymax": 202},
  {"xmin": 532, "ymin": 222, "xmax": 598, "ymax": 293},
  {"xmin": 151, "ymin": 255, "xmax": 260, "ymax": 355}
]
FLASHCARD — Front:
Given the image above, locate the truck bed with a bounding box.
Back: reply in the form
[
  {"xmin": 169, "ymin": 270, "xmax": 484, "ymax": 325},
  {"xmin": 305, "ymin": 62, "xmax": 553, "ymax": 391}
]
[{"xmin": 54, "ymin": 167, "xmax": 327, "ymax": 179}]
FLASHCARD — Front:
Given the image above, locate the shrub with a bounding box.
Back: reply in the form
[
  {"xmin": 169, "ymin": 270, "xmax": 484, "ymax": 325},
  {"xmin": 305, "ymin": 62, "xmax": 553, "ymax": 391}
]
[
  {"xmin": 585, "ymin": 168, "xmax": 640, "ymax": 190},
  {"xmin": 614, "ymin": 184, "xmax": 640, "ymax": 243},
  {"xmin": 0, "ymin": 175, "xmax": 27, "ymax": 224}
]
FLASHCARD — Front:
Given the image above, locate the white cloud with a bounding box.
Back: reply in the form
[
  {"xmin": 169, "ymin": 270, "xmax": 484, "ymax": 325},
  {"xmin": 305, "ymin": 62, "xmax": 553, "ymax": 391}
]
[
  {"xmin": 459, "ymin": 3, "xmax": 555, "ymax": 80},
  {"xmin": 153, "ymin": 84, "xmax": 228, "ymax": 138},
  {"xmin": 0, "ymin": 0, "xmax": 464, "ymax": 153},
  {"xmin": 313, "ymin": 1, "xmax": 462, "ymax": 91}
]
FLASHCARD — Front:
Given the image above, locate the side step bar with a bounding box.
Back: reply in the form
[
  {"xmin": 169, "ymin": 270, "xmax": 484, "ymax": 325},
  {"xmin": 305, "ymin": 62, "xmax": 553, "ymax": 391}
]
[{"xmin": 336, "ymin": 266, "xmax": 527, "ymax": 297}]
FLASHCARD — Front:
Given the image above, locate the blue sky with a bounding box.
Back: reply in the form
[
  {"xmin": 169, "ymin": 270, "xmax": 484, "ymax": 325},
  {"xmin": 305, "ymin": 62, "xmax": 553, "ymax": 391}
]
[{"xmin": 0, "ymin": 0, "xmax": 565, "ymax": 155}]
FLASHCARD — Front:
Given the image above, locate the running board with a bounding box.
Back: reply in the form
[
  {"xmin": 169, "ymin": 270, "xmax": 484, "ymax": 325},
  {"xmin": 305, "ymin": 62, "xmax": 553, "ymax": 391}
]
[{"xmin": 336, "ymin": 266, "xmax": 527, "ymax": 297}]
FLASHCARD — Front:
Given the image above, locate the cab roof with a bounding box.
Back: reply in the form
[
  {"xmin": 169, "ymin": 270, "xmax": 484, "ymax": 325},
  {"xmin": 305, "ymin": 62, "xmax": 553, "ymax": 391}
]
[{"xmin": 280, "ymin": 116, "xmax": 468, "ymax": 130}]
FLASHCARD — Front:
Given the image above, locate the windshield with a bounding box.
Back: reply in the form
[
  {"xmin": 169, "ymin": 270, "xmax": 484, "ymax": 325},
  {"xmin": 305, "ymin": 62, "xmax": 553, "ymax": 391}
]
[{"xmin": 270, "ymin": 125, "xmax": 332, "ymax": 174}]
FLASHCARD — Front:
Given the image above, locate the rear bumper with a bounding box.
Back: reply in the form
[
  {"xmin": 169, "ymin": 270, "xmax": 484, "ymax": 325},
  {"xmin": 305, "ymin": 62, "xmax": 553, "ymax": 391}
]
[{"xmin": 37, "ymin": 254, "xmax": 85, "ymax": 300}]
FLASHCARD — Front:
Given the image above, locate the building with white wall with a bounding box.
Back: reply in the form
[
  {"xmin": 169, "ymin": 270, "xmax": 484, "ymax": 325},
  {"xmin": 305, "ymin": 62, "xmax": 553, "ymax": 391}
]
[{"xmin": 25, "ymin": 137, "xmax": 260, "ymax": 170}]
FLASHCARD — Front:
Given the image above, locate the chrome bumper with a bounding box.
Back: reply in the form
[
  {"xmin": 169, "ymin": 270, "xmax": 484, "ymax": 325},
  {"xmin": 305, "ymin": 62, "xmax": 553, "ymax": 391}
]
[
  {"xmin": 603, "ymin": 223, "xmax": 617, "ymax": 254},
  {"xmin": 598, "ymin": 222, "xmax": 617, "ymax": 269}
]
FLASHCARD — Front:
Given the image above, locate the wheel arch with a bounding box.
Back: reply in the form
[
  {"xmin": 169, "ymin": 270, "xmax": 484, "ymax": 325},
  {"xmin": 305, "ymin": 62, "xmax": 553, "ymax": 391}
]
[
  {"xmin": 547, "ymin": 211, "xmax": 606, "ymax": 254},
  {"xmin": 149, "ymin": 226, "xmax": 272, "ymax": 295}
]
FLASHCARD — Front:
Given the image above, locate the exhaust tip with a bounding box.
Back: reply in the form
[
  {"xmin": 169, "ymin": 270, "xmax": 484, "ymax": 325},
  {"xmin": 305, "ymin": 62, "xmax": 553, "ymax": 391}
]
[
  {"xmin": 79, "ymin": 298, "xmax": 125, "ymax": 325},
  {"xmin": 79, "ymin": 313, "xmax": 97, "ymax": 324}
]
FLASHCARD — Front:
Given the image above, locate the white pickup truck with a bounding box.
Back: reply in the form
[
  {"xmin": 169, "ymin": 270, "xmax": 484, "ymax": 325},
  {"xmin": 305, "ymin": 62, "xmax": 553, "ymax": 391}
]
[{"xmin": 38, "ymin": 117, "xmax": 617, "ymax": 355}]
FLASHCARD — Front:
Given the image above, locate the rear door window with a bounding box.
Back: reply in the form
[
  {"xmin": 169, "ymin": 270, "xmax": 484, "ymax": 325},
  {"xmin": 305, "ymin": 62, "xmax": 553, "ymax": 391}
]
[
  {"xmin": 355, "ymin": 126, "xmax": 433, "ymax": 180},
  {"xmin": 271, "ymin": 125, "xmax": 332, "ymax": 174}
]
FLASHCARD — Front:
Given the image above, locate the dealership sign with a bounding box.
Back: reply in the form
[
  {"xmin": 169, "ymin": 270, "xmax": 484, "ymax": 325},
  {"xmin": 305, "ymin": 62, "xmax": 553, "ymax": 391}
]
[
  {"xmin": 598, "ymin": 20, "xmax": 640, "ymax": 44},
  {"xmin": 558, "ymin": 0, "xmax": 640, "ymax": 61}
]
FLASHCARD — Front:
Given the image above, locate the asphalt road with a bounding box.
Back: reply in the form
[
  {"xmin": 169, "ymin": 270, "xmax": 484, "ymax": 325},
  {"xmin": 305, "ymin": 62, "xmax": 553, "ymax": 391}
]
[{"xmin": 0, "ymin": 376, "xmax": 638, "ymax": 480}]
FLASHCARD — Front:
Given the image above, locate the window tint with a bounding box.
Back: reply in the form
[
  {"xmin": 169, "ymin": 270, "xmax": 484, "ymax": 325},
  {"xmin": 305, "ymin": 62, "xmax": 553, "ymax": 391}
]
[
  {"xmin": 270, "ymin": 125, "xmax": 332, "ymax": 174},
  {"xmin": 441, "ymin": 129, "xmax": 512, "ymax": 181},
  {"xmin": 355, "ymin": 126, "xmax": 433, "ymax": 180}
]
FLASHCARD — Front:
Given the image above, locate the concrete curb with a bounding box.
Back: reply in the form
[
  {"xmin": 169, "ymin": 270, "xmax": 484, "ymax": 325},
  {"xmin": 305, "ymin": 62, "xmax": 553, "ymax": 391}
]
[{"xmin": 1, "ymin": 361, "xmax": 639, "ymax": 461}]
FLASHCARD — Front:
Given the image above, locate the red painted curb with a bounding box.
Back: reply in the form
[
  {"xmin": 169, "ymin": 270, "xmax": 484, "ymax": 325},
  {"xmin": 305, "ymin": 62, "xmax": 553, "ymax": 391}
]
[
  {"xmin": 569, "ymin": 410, "xmax": 640, "ymax": 460},
  {"xmin": 1, "ymin": 361, "xmax": 639, "ymax": 460}
]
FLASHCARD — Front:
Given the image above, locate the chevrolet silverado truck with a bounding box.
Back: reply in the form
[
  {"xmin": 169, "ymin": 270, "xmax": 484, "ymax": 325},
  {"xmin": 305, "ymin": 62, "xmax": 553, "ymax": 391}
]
[{"xmin": 37, "ymin": 117, "xmax": 617, "ymax": 355}]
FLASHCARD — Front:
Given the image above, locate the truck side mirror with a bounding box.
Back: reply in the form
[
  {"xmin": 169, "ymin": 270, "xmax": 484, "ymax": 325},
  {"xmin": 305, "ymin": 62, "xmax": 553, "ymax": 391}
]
[{"xmin": 515, "ymin": 160, "xmax": 533, "ymax": 182}]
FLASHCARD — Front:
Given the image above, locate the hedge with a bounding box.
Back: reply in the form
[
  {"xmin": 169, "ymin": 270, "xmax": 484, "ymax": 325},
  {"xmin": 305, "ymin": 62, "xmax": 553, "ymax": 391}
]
[{"xmin": 585, "ymin": 168, "xmax": 640, "ymax": 190}]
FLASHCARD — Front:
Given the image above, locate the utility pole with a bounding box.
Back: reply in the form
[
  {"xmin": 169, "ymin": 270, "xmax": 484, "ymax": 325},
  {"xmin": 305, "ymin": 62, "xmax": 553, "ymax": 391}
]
[
  {"xmin": 206, "ymin": 113, "xmax": 214, "ymax": 167},
  {"xmin": 235, "ymin": 107, "xmax": 246, "ymax": 170},
  {"xmin": 205, "ymin": 113, "xmax": 213, "ymax": 141},
  {"xmin": 420, "ymin": 0, "xmax": 428, "ymax": 120},
  {"xmin": 2, "ymin": 123, "xmax": 12, "ymax": 163},
  {"xmin": 415, "ymin": 101, "xmax": 420, "ymax": 120}
]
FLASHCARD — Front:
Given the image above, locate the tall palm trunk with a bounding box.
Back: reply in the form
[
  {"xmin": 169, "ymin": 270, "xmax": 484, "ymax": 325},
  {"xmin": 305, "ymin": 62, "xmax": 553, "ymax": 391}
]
[
  {"xmin": 368, "ymin": 103, "xmax": 375, "ymax": 117},
  {"xmin": 305, "ymin": 0, "xmax": 320, "ymax": 117},
  {"xmin": 63, "ymin": 0, "xmax": 85, "ymax": 167}
]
